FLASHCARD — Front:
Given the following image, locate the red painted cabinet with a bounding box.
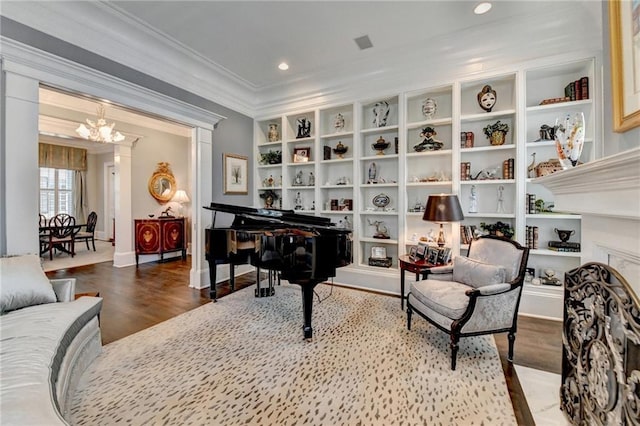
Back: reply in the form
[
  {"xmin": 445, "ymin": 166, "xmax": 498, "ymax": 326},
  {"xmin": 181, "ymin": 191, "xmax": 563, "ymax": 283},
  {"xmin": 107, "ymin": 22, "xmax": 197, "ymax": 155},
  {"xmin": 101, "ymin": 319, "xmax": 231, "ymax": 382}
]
[{"xmin": 134, "ymin": 218, "xmax": 186, "ymax": 265}]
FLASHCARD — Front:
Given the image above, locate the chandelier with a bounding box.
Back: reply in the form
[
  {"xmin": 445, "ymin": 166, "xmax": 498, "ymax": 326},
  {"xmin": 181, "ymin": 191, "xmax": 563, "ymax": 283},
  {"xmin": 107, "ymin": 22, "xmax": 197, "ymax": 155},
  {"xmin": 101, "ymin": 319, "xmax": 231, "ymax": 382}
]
[{"xmin": 76, "ymin": 105, "xmax": 125, "ymax": 143}]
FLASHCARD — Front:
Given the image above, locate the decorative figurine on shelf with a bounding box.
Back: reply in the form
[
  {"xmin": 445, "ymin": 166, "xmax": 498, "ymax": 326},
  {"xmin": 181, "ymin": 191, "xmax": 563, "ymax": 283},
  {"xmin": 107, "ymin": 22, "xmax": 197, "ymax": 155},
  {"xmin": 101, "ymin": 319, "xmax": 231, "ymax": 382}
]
[
  {"xmin": 294, "ymin": 192, "xmax": 303, "ymax": 210},
  {"xmin": 296, "ymin": 117, "xmax": 311, "ymax": 138},
  {"xmin": 372, "ymin": 101, "xmax": 390, "ymax": 127},
  {"xmin": 554, "ymin": 228, "xmax": 575, "ymax": 243},
  {"xmin": 421, "ymin": 97, "xmax": 437, "ymax": 119},
  {"xmin": 343, "ymin": 215, "xmax": 352, "ymax": 230},
  {"xmin": 527, "ymin": 153, "xmax": 537, "ymax": 178},
  {"xmin": 372, "ymin": 136, "xmax": 390, "ymax": 155},
  {"xmin": 368, "ymin": 219, "xmax": 390, "ymax": 239},
  {"xmin": 268, "ymin": 123, "xmax": 279, "ymax": 142},
  {"xmin": 368, "ymin": 162, "xmax": 378, "ymax": 183},
  {"xmin": 259, "ymin": 190, "xmax": 279, "ymax": 209},
  {"xmin": 413, "ymin": 126, "xmax": 444, "ymax": 152},
  {"xmin": 372, "ymin": 193, "xmax": 391, "ymax": 211},
  {"xmin": 333, "ymin": 141, "xmax": 348, "ymax": 159},
  {"xmin": 477, "ymin": 84, "xmax": 497, "ymax": 112},
  {"xmin": 311, "ymin": 200, "xmax": 315, "ymax": 211},
  {"xmin": 496, "ymin": 185, "xmax": 506, "ymax": 213},
  {"xmin": 536, "ymin": 124, "xmax": 556, "ymax": 141},
  {"xmin": 293, "ymin": 170, "xmax": 304, "ymax": 186},
  {"xmin": 473, "ymin": 165, "xmax": 501, "ymax": 180},
  {"xmin": 334, "ymin": 113, "xmax": 345, "ymax": 133},
  {"xmin": 469, "ymin": 185, "xmax": 478, "ymax": 213},
  {"xmin": 308, "ymin": 172, "xmax": 315, "ymax": 186}
]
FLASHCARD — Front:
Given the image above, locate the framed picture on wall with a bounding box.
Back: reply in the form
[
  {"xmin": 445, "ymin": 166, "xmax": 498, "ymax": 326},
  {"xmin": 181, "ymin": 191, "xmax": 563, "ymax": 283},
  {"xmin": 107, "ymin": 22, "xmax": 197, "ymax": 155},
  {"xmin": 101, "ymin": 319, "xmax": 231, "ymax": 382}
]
[
  {"xmin": 610, "ymin": 0, "xmax": 640, "ymax": 132},
  {"xmin": 223, "ymin": 153, "xmax": 248, "ymax": 195}
]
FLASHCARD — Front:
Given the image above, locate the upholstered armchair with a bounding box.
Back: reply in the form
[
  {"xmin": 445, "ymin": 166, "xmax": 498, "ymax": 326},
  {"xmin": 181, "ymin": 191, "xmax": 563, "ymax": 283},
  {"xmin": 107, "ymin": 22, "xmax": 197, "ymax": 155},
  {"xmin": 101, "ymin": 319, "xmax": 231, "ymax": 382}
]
[{"xmin": 406, "ymin": 235, "xmax": 530, "ymax": 370}]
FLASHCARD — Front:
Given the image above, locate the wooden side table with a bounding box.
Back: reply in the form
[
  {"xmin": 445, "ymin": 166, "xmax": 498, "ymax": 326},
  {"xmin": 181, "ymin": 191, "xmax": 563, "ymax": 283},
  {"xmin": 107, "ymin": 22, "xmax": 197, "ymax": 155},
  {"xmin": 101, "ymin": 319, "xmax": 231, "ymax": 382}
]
[{"xmin": 398, "ymin": 254, "xmax": 436, "ymax": 310}]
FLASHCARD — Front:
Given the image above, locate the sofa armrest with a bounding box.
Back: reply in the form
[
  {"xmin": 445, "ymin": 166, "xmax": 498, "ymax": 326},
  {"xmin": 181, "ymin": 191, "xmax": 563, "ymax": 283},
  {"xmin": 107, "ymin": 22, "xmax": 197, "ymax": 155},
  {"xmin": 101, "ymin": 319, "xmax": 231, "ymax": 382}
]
[{"xmin": 49, "ymin": 278, "xmax": 76, "ymax": 302}]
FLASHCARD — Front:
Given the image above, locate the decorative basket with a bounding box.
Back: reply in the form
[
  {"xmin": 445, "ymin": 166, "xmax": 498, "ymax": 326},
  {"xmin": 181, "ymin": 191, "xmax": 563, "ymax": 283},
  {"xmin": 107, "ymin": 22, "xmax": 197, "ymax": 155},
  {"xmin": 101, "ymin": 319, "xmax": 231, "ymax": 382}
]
[{"xmin": 536, "ymin": 159, "xmax": 563, "ymax": 177}]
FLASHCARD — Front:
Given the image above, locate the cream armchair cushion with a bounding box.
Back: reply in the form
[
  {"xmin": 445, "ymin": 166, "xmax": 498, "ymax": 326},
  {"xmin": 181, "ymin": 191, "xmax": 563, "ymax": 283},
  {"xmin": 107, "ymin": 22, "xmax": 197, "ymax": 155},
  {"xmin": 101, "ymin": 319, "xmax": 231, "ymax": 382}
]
[{"xmin": 451, "ymin": 256, "xmax": 506, "ymax": 288}]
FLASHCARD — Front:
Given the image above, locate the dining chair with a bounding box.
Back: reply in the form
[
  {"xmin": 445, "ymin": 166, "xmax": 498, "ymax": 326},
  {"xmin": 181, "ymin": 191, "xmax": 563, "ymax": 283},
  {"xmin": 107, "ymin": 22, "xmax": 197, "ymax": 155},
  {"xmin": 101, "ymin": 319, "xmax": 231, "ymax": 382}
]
[
  {"xmin": 44, "ymin": 214, "xmax": 76, "ymax": 260},
  {"xmin": 75, "ymin": 211, "xmax": 98, "ymax": 251},
  {"xmin": 39, "ymin": 214, "xmax": 49, "ymax": 255}
]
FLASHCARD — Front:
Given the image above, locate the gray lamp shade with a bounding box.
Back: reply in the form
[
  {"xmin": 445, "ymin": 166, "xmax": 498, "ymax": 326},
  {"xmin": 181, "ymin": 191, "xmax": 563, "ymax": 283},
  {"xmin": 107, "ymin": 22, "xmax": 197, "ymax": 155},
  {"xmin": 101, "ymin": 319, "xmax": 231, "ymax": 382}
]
[{"xmin": 423, "ymin": 194, "xmax": 464, "ymax": 223}]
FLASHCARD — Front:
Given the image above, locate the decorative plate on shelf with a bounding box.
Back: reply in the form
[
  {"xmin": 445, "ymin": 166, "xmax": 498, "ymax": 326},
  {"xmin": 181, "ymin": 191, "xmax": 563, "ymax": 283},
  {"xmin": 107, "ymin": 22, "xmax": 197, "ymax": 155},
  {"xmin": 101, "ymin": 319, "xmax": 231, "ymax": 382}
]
[{"xmin": 372, "ymin": 193, "xmax": 390, "ymax": 210}]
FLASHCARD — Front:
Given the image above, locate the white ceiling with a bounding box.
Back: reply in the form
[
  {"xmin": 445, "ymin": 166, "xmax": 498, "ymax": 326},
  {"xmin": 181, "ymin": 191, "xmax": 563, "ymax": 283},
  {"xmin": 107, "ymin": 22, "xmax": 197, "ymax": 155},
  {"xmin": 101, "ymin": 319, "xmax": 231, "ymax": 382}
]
[{"xmin": 108, "ymin": 1, "xmax": 603, "ymax": 90}]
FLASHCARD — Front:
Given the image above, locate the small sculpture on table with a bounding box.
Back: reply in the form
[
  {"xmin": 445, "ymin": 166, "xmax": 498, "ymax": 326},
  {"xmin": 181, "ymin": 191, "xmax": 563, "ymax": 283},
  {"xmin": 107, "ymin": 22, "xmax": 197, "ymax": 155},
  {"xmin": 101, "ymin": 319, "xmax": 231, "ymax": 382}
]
[{"xmin": 368, "ymin": 219, "xmax": 390, "ymax": 239}]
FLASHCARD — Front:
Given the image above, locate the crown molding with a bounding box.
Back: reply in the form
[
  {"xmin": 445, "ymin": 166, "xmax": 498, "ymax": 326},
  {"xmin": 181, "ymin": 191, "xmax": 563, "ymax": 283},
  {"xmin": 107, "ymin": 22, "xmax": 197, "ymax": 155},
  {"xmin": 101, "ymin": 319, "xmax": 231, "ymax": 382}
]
[
  {"xmin": 1, "ymin": 38, "xmax": 225, "ymax": 130},
  {"xmin": 1, "ymin": 2, "xmax": 256, "ymax": 117}
]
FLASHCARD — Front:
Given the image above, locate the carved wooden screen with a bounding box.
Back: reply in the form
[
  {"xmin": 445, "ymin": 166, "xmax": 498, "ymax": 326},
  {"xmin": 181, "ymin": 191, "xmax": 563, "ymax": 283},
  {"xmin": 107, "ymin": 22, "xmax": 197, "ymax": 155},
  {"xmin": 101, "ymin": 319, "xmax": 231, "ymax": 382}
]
[{"xmin": 561, "ymin": 262, "xmax": 639, "ymax": 424}]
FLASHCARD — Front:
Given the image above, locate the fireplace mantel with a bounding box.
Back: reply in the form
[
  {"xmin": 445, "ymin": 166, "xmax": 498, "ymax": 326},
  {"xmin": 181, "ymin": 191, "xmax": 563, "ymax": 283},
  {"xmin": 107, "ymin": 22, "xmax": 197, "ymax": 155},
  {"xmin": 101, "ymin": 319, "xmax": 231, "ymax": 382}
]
[
  {"xmin": 535, "ymin": 147, "xmax": 640, "ymax": 299},
  {"xmin": 533, "ymin": 147, "xmax": 640, "ymax": 220}
]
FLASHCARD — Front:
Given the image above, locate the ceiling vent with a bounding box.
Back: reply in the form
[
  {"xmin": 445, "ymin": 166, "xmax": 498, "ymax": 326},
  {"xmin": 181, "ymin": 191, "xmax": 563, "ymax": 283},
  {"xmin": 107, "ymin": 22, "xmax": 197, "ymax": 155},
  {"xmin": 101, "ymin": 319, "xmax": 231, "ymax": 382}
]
[{"xmin": 354, "ymin": 35, "xmax": 373, "ymax": 50}]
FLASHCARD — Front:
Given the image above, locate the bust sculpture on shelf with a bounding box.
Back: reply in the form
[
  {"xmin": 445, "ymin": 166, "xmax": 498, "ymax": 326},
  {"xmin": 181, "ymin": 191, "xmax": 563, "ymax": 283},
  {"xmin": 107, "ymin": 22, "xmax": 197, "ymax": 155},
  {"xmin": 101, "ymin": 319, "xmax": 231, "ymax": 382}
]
[
  {"xmin": 477, "ymin": 84, "xmax": 497, "ymax": 112},
  {"xmin": 421, "ymin": 97, "xmax": 437, "ymax": 119},
  {"xmin": 413, "ymin": 126, "xmax": 443, "ymax": 152}
]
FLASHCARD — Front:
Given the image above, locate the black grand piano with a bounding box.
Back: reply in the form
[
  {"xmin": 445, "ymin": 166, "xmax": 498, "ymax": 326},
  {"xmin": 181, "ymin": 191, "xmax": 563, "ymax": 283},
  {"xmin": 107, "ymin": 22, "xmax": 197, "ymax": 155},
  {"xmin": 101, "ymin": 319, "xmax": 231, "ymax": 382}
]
[{"xmin": 204, "ymin": 202, "xmax": 352, "ymax": 339}]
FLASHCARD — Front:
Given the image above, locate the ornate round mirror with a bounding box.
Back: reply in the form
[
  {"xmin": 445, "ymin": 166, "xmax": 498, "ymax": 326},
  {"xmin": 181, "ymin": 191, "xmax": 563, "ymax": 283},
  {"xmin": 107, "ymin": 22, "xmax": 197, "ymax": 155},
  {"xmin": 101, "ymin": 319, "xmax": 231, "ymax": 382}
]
[{"xmin": 148, "ymin": 162, "xmax": 176, "ymax": 203}]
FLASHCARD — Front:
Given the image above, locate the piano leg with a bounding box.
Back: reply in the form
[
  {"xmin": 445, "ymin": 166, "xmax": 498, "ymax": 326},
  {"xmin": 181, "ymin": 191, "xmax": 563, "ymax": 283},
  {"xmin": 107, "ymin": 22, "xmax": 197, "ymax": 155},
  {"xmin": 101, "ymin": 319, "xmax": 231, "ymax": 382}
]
[
  {"xmin": 208, "ymin": 261, "xmax": 218, "ymax": 301},
  {"xmin": 300, "ymin": 281, "xmax": 320, "ymax": 340}
]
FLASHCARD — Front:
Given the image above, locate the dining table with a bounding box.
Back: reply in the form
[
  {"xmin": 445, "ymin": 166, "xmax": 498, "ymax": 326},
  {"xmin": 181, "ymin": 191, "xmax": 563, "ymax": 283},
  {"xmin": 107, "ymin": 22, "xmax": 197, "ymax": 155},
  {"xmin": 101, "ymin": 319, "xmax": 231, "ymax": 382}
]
[{"xmin": 39, "ymin": 224, "xmax": 85, "ymax": 256}]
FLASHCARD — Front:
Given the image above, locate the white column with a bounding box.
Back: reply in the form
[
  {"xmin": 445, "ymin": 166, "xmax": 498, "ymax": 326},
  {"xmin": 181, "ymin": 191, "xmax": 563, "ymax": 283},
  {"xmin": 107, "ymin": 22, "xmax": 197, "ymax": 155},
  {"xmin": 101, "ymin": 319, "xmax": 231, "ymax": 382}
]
[
  {"xmin": 189, "ymin": 127, "xmax": 212, "ymax": 288},
  {"xmin": 3, "ymin": 72, "xmax": 39, "ymax": 255},
  {"xmin": 113, "ymin": 142, "xmax": 136, "ymax": 267}
]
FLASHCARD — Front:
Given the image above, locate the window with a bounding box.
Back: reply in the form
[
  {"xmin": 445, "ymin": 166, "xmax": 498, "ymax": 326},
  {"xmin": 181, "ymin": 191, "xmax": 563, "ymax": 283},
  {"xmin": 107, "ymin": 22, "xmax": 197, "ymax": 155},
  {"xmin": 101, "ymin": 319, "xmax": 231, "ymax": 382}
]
[{"xmin": 39, "ymin": 168, "xmax": 74, "ymax": 218}]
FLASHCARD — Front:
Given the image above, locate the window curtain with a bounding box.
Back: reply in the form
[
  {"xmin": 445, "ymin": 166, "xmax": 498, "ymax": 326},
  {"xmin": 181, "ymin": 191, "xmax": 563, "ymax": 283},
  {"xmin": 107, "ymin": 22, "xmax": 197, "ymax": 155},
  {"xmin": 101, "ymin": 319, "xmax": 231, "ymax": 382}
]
[{"xmin": 39, "ymin": 143, "xmax": 88, "ymax": 220}]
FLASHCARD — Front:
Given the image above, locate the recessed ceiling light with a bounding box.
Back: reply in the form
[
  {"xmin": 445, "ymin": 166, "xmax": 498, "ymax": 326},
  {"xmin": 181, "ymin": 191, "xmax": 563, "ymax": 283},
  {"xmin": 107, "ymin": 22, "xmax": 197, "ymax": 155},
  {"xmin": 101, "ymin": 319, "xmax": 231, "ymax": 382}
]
[
  {"xmin": 278, "ymin": 62, "xmax": 289, "ymax": 71},
  {"xmin": 474, "ymin": 2, "xmax": 492, "ymax": 15}
]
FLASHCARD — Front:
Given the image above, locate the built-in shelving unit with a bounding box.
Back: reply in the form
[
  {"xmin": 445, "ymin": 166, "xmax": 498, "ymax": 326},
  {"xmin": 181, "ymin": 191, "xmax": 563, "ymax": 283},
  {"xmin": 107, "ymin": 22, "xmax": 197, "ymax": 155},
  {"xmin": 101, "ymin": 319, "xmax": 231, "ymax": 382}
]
[{"xmin": 253, "ymin": 56, "xmax": 598, "ymax": 318}]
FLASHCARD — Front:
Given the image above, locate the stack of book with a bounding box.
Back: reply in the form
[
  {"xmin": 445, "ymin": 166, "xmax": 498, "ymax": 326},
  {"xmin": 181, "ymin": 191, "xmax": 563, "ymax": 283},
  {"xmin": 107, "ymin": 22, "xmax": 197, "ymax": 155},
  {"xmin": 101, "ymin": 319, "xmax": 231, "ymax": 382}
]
[
  {"xmin": 526, "ymin": 193, "xmax": 537, "ymax": 214},
  {"xmin": 564, "ymin": 76, "xmax": 589, "ymax": 101},
  {"xmin": 525, "ymin": 225, "xmax": 539, "ymax": 249},
  {"xmin": 460, "ymin": 162, "xmax": 471, "ymax": 181},
  {"xmin": 460, "ymin": 225, "xmax": 477, "ymax": 244},
  {"xmin": 548, "ymin": 241, "xmax": 581, "ymax": 252},
  {"xmin": 502, "ymin": 158, "xmax": 515, "ymax": 179}
]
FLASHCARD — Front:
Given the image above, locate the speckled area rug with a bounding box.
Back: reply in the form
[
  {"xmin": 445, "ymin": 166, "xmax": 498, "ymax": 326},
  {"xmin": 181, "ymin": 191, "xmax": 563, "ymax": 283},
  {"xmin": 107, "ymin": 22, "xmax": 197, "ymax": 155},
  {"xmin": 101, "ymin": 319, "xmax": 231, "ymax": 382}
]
[{"xmin": 70, "ymin": 283, "xmax": 516, "ymax": 425}]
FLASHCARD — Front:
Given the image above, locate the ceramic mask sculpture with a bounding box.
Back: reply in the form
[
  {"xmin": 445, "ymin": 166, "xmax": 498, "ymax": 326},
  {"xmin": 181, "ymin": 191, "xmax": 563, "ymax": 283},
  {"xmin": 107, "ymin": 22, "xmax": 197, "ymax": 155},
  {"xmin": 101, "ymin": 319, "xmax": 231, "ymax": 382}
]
[
  {"xmin": 477, "ymin": 84, "xmax": 497, "ymax": 112},
  {"xmin": 421, "ymin": 97, "xmax": 437, "ymax": 119}
]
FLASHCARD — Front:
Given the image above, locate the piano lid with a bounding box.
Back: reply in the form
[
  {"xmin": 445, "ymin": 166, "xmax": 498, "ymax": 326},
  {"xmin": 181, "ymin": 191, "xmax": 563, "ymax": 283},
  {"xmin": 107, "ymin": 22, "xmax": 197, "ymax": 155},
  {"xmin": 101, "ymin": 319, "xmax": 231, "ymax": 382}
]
[{"xmin": 204, "ymin": 202, "xmax": 333, "ymax": 227}]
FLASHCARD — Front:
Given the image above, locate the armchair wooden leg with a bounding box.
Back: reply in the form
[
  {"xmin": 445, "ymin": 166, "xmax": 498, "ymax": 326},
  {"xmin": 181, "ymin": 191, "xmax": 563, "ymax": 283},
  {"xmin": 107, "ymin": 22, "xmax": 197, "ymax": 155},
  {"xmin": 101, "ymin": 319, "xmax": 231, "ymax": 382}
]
[
  {"xmin": 91, "ymin": 237, "xmax": 96, "ymax": 251},
  {"xmin": 450, "ymin": 334, "xmax": 459, "ymax": 370},
  {"xmin": 508, "ymin": 331, "xmax": 516, "ymax": 362},
  {"xmin": 406, "ymin": 305, "xmax": 412, "ymax": 330}
]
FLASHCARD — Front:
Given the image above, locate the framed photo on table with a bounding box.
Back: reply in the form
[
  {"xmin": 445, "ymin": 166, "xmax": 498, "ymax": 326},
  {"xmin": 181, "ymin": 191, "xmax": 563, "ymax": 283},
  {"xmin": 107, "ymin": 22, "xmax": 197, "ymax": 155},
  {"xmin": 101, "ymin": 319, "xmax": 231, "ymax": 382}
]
[
  {"xmin": 293, "ymin": 147, "xmax": 311, "ymax": 163},
  {"xmin": 610, "ymin": 0, "xmax": 640, "ymax": 132},
  {"xmin": 427, "ymin": 247, "xmax": 439, "ymax": 265},
  {"xmin": 416, "ymin": 244, "xmax": 427, "ymax": 259},
  {"xmin": 223, "ymin": 153, "xmax": 248, "ymax": 195}
]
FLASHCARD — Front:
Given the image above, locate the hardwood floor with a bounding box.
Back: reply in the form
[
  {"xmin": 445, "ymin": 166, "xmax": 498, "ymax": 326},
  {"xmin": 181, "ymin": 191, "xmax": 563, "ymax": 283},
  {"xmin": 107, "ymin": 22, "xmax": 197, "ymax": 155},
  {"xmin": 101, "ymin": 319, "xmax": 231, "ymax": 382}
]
[{"xmin": 47, "ymin": 258, "xmax": 562, "ymax": 426}]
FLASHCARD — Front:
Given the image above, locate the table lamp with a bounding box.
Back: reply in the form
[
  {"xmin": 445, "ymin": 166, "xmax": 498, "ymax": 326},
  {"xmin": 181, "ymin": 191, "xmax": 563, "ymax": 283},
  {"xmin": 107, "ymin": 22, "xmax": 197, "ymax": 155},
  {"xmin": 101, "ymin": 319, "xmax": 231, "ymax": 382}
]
[
  {"xmin": 171, "ymin": 189, "xmax": 190, "ymax": 217},
  {"xmin": 422, "ymin": 194, "xmax": 464, "ymax": 247}
]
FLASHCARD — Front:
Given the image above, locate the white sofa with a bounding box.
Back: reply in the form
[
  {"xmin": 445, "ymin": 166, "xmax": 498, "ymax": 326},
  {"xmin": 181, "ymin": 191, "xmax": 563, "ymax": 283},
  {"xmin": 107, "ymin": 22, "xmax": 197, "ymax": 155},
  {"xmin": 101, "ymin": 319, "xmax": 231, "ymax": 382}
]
[{"xmin": 0, "ymin": 255, "xmax": 103, "ymax": 425}]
